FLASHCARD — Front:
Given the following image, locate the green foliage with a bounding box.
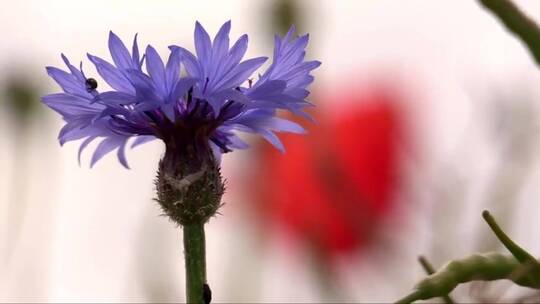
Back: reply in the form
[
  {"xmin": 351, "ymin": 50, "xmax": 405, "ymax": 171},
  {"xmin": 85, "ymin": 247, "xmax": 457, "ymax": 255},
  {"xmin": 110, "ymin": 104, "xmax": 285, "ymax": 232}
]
[
  {"xmin": 269, "ymin": 0, "xmax": 304, "ymax": 36},
  {"xmin": 397, "ymin": 211, "xmax": 540, "ymax": 303},
  {"xmin": 397, "ymin": 253, "xmax": 540, "ymax": 303},
  {"xmin": 4, "ymin": 76, "xmax": 41, "ymax": 123}
]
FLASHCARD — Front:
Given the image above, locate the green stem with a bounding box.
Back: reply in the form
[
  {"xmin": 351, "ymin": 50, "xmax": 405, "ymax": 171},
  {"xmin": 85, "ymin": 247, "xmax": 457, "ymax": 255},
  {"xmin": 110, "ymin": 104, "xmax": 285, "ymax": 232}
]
[
  {"xmin": 478, "ymin": 0, "xmax": 540, "ymax": 65},
  {"xmin": 183, "ymin": 223, "xmax": 207, "ymax": 304},
  {"xmin": 395, "ymin": 290, "xmax": 424, "ymax": 304},
  {"xmin": 482, "ymin": 210, "xmax": 537, "ymax": 264},
  {"xmin": 418, "ymin": 256, "xmax": 455, "ymax": 304}
]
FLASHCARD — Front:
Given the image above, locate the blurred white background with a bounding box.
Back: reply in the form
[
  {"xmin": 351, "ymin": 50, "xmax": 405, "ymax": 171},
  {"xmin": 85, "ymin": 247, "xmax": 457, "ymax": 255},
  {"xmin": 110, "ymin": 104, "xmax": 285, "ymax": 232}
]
[{"xmin": 3, "ymin": 0, "xmax": 540, "ymax": 302}]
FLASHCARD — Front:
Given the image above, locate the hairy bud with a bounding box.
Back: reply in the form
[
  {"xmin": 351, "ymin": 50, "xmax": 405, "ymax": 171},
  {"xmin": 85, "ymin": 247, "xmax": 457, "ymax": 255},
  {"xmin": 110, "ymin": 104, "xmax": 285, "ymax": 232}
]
[{"xmin": 155, "ymin": 140, "xmax": 224, "ymax": 226}]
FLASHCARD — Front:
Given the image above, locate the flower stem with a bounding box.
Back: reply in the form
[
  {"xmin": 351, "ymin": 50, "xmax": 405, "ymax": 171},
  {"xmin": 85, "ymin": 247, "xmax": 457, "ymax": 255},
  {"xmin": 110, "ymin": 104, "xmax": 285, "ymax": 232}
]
[
  {"xmin": 417, "ymin": 256, "xmax": 455, "ymax": 304},
  {"xmin": 395, "ymin": 290, "xmax": 424, "ymax": 304},
  {"xmin": 183, "ymin": 222, "xmax": 207, "ymax": 304},
  {"xmin": 482, "ymin": 210, "xmax": 537, "ymax": 264},
  {"xmin": 478, "ymin": 0, "xmax": 540, "ymax": 65}
]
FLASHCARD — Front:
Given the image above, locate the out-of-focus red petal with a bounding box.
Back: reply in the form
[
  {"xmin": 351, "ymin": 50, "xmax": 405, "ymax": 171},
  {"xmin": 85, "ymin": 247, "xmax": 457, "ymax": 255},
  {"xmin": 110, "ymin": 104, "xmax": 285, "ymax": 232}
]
[{"xmin": 249, "ymin": 83, "xmax": 409, "ymax": 261}]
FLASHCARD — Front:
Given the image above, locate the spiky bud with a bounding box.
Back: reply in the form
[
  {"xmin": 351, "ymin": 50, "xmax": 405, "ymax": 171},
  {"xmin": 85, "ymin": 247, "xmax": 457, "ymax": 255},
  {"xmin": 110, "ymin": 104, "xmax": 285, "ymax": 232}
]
[{"xmin": 155, "ymin": 136, "xmax": 224, "ymax": 226}]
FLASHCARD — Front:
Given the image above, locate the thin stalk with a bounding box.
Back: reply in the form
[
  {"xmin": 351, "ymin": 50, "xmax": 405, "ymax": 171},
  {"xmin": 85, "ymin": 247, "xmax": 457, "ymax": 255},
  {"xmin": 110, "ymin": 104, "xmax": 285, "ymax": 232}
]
[
  {"xmin": 395, "ymin": 290, "xmax": 424, "ymax": 304},
  {"xmin": 183, "ymin": 223, "xmax": 207, "ymax": 304},
  {"xmin": 482, "ymin": 210, "xmax": 537, "ymax": 264},
  {"xmin": 478, "ymin": 0, "xmax": 540, "ymax": 65},
  {"xmin": 418, "ymin": 256, "xmax": 455, "ymax": 304}
]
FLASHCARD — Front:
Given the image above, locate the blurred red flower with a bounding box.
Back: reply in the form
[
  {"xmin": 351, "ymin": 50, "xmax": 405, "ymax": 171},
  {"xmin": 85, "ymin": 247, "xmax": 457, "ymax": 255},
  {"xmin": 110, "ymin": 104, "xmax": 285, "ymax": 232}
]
[{"xmin": 249, "ymin": 84, "xmax": 408, "ymax": 260}]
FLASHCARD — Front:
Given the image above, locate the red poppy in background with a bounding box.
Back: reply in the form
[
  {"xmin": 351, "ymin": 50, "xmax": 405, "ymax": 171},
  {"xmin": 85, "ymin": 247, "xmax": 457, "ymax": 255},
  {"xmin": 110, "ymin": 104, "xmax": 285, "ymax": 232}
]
[{"xmin": 248, "ymin": 84, "xmax": 409, "ymax": 260}]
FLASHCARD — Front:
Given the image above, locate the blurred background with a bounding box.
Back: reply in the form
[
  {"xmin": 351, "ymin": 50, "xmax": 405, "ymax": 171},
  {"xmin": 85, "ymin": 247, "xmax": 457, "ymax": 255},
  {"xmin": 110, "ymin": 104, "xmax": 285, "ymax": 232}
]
[{"xmin": 3, "ymin": 0, "xmax": 540, "ymax": 302}]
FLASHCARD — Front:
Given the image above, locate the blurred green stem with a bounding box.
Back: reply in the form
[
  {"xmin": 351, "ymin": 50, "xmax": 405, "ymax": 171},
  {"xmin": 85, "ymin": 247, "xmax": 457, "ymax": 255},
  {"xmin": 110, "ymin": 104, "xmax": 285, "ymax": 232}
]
[
  {"xmin": 482, "ymin": 210, "xmax": 537, "ymax": 264},
  {"xmin": 418, "ymin": 256, "xmax": 455, "ymax": 304},
  {"xmin": 396, "ymin": 291, "xmax": 424, "ymax": 304},
  {"xmin": 184, "ymin": 223, "xmax": 207, "ymax": 303},
  {"xmin": 478, "ymin": 0, "xmax": 540, "ymax": 65}
]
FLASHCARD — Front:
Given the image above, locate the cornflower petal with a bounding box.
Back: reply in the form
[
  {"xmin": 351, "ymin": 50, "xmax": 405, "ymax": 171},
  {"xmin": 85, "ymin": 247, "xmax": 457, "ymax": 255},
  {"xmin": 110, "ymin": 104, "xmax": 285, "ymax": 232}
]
[
  {"xmin": 87, "ymin": 54, "xmax": 134, "ymax": 93},
  {"xmin": 90, "ymin": 136, "xmax": 125, "ymax": 168},
  {"xmin": 169, "ymin": 46, "xmax": 201, "ymax": 78},
  {"xmin": 109, "ymin": 31, "xmax": 135, "ymax": 70},
  {"xmin": 131, "ymin": 135, "xmax": 156, "ymax": 148},
  {"xmin": 46, "ymin": 67, "xmax": 88, "ymax": 97},
  {"xmin": 132, "ymin": 34, "xmax": 141, "ymax": 68},
  {"xmin": 165, "ymin": 50, "xmax": 181, "ymax": 93},
  {"xmin": 194, "ymin": 21, "xmax": 212, "ymax": 75},
  {"xmin": 145, "ymin": 45, "xmax": 167, "ymax": 96},
  {"xmin": 78, "ymin": 135, "xmax": 98, "ymax": 165},
  {"xmin": 213, "ymin": 56, "xmax": 267, "ymax": 91}
]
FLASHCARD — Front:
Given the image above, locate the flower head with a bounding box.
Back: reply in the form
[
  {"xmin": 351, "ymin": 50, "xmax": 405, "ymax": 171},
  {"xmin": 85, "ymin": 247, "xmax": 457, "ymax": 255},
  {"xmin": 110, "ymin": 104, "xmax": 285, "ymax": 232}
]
[{"xmin": 43, "ymin": 21, "xmax": 320, "ymax": 168}]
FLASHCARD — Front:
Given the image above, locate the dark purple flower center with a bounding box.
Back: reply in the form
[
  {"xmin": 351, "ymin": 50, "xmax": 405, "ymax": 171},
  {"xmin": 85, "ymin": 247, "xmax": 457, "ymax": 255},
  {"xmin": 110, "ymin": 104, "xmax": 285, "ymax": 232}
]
[{"xmin": 141, "ymin": 86, "xmax": 243, "ymax": 160}]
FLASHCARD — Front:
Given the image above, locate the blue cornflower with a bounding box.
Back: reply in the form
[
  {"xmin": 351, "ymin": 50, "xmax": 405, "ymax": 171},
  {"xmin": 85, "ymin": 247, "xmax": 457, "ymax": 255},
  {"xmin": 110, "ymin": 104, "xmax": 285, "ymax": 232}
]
[{"xmin": 42, "ymin": 21, "xmax": 320, "ymax": 168}]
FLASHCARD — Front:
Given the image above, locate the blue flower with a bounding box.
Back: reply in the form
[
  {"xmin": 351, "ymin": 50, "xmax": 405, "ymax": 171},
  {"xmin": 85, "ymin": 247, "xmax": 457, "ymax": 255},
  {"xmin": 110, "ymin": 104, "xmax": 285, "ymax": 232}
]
[{"xmin": 42, "ymin": 21, "xmax": 320, "ymax": 168}]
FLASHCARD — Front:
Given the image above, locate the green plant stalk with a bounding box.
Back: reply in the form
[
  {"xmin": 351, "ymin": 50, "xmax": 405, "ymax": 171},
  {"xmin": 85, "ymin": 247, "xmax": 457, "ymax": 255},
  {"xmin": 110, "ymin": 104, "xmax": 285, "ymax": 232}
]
[
  {"xmin": 418, "ymin": 256, "xmax": 455, "ymax": 304},
  {"xmin": 397, "ymin": 210, "xmax": 540, "ymax": 303},
  {"xmin": 397, "ymin": 252, "xmax": 540, "ymax": 304},
  {"xmin": 396, "ymin": 253, "xmax": 526, "ymax": 304},
  {"xmin": 478, "ymin": 0, "xmax": 540, "ymax": 65},
  {"xmin": 184, "ymin": 223, "xmax": 207, "ymax": 304},
  {"xmin": 482, "ymin": 210, "xmax": 538, "ymax": 264}
]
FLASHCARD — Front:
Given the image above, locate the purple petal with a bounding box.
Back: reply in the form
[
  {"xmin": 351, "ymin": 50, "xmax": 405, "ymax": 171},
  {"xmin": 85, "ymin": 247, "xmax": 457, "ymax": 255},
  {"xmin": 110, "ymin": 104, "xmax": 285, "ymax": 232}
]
[
  {"xmin": 145, "ymin": 45, "xmax": 167, "ymax": 96},
  {"xmin": 161, "ymin": 103, "xmax": 176, "ymax": 121},
  {"xmin": 212, "ymin": 21, "xmax": 231, "ymax": 58},
  {"xmin": 61, "ymin": 54, "xmax": 85, "ymax": 83},
  {"xmin": 58, "ymin": 118, "xmax": 93, "ymax": 145},
  {"xmin": 205, "ymin": 88, "xmax": 248, "ymax": 117},
  {"xmin": 170, "ymin": 47, "xmax": 201, "ymax": 78},
  {"xmin": 259, "ymin": 129, "xmax": 285, "ymax": 153},
  {"xmin": 207, "ymin": 21, "xmax": 231, "ymax": 83},
  {"xmin": 87, "ymin": 54, "xmax": 134, "ymax": 93},
  {"xmin": 264, "ymin": 117, "xmax": 305, "ymax": 133},
  {"xmin": 78, "ymin": 135, "xmax": 98, "ymax": 165},
  {"xmin": 96, "ymin": 91, "xmax": 137, "ymax": 106},
  {"xmin": 274, "ymin": 35, "xmax": 309, "ymax": 73},
  {"xmin": 109, "ymin": 31, "xmax": 134, "ymax": 69},
  {"xmin": 207, "ymin": 34, "xmax": 248, "ymax": 91},
  {"xmin": 42, "ymin": 93, "xmax": 102, "ymax": 117},
  {"xmin": 90, "ymin": 137, "xmax": 122, "ymax": 168},
  {"xmin": 213, "ymin": 88, "xmax": 249, "ymax": 105},
  {"xmin": 225, "ymin": 34, "xmax": 248, "ymax": 71},
  {"xmin": 131, "ymin": 135, "xmax": 155, "ymax": 148},
  {"xmin": 170, "ymin": 77, "xmax": 198, "ymax": 102},
  {"xmin": 194, "ymin": 21, "xmax": 212, "ymax": 74},
  {"xmin": 132, "ymin": 34, "xmax": 141, "ymax": 67},
  {"xmin": 125, "ymin": 70, "xmax": 161, "ymax": 103},
  {"xmin": 287, "ymin": 75, "xmax": 315, "ymax": 91},
  {"xmin": 165, "ymin": 50, "xmax": 181, "ymax": 93},
  {"xmin": 247, "ymin": 80, "xmax": 286, "ymax": 99},
  {"xmin": 226, "ymin": 133, "xmax": 250, "ymax": 149},
  {"xmin": 94, "ymin": 106, "xmax": 132, "ymax": 121},
  {"xmin": 213, "ymin": 57, "xmax": 267, "ymax": 91},
  {"xmin": 281, "ymin": 61, "xmax": 321, "ymax": 82},
  {"xmin": 283, "ymin": 25, "xmax": 297, "ymax": 42},
  {"xmin": 46, "ymin": 67, "xmax": 87, "ymax": 96},
  {"xmin": 117, "ymin": 140, "xmax": 130, "ymax": 169}
]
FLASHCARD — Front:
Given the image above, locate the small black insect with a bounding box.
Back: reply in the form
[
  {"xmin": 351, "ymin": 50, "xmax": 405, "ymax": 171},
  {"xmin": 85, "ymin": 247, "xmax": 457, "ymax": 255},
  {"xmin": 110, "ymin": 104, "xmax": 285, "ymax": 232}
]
[
  {"xmin": 85, "ymin": 78, "xmax": 98, "ymax": 92},
  {"xmin": 203, "ymin": 283, "xmax": 212, "ymax": 304}
]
